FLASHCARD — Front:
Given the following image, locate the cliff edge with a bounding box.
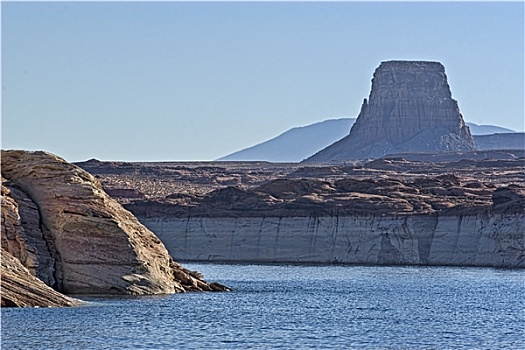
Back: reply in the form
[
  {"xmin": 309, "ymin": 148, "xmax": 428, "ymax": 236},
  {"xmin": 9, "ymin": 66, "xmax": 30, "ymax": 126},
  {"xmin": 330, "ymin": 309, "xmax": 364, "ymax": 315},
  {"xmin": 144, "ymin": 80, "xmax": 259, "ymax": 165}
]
[{"xmin": 78, "ymin": 157, "xmax": 524, "ymax": 268}]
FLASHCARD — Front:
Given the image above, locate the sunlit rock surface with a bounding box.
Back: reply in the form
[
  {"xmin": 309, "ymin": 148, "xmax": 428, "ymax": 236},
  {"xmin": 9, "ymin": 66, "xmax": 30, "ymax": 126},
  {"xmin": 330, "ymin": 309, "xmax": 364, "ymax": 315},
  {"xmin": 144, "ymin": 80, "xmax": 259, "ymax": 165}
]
[{"xmin": 1, "ymin": 150, "xmax": 229, "ymax": 302}]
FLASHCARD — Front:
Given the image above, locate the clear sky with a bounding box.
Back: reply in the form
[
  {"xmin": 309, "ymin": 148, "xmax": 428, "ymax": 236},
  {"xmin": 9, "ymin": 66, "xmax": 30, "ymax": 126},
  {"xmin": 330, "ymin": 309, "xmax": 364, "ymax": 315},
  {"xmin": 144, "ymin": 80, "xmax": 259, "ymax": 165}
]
[{"xmin": 2, "ymin": 1, "xmax": 524, "ymax": 162}]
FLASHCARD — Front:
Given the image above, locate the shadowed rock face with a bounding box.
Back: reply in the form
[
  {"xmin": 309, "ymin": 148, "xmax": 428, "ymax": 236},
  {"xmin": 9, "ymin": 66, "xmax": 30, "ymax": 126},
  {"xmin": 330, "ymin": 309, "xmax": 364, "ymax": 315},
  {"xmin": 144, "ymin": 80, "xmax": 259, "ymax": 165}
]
[
  {"xmin": 1, "ymin": 248, "xmax": 83, "ymax": 307},
  {"xmin": 1, "ymin": 150, "xmax": 229, "ymax": 300},
  {"xmin": 307, "ymin": 61, "xmax": 475, "ymax": 162}
]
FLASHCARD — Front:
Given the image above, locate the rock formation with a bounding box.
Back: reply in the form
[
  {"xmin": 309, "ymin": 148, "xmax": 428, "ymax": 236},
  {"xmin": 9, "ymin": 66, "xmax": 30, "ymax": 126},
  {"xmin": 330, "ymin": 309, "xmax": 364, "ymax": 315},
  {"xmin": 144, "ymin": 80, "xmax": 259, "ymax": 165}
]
[
  {"xmin": 1, "ymin": 248, "xmax": 82, "ymax": 307},
  {"xmin": 1, "ymin": 150, "xmax": 229, "ymax": 303},
  {"xmin": 306, "ymin": 61, "xmax": 475, "ymax": 162},
  {"xmin": 215, "ymin": 118, "xmax": 516, "ymax": 163},
  {"xmin": 77, "ymin": 156, "xmax": 525, "ymax": 268}
]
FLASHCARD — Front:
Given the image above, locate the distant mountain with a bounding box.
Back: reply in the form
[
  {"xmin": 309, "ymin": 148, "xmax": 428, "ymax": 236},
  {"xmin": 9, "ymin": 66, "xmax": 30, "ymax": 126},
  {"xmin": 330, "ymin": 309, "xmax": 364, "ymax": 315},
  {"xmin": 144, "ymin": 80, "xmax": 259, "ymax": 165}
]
[
  {"xmin": 473, "ymin": 133, "xmax": 524, "ymax": 150},
  {"xmin": 216, "ymin": 118, "xmax": 355, "ymax": 162},
  {"xmin": 466, "ymin": 123, "xmax": 516, "ymax": 135},
  {"xmin": 216, "ymin": 118, "xmax": 520, "ymax": 162}
]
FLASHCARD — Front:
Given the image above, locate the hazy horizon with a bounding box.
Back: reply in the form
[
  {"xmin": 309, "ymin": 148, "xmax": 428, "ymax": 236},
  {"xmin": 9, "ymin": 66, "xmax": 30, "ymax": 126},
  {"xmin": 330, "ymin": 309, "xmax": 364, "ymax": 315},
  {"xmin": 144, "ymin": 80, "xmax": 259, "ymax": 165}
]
[{"xmin": 2, "ymin": 1, "xmax": 523, "ymax": 162}]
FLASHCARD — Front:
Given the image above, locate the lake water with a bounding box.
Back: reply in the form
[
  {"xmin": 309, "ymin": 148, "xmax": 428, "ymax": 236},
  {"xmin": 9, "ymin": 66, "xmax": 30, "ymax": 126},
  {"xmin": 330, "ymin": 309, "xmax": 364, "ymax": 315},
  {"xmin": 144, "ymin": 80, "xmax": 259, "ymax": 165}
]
[{"xmin": 2, "ymin": 264, "xmax": 524, "ymax": 349}]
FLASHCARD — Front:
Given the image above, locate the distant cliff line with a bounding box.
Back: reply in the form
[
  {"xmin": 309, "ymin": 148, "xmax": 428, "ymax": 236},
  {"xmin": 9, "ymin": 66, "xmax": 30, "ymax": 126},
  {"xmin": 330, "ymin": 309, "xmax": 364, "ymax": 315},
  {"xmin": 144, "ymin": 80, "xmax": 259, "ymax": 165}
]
[
  {"xmin": 142, "ymin": 213, "xmax": 524, "ymax": 268},
  {"xmin": 77, "ymin": 156, "xmax": 525, "ymax": 269}
]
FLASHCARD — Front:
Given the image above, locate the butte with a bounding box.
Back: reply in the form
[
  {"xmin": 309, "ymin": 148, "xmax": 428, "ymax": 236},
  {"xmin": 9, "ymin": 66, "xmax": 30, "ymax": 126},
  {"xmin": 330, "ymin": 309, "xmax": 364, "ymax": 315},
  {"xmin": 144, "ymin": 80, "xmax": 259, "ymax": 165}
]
[{"xmin": 306, "ymin": 60, "xmax": 475, "ymax": 162}]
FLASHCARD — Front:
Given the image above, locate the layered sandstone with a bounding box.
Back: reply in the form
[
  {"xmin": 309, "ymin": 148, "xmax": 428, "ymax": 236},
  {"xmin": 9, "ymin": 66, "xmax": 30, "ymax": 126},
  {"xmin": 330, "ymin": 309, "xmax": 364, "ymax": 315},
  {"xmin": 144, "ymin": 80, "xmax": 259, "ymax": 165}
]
[
  {"xmin": 307, "ymin": 61, "xmax": 475, "ymax": 162},
  {"xmin": 78, "ymin": 156, "xmax": 525, "ymax": 268},
  {"xmin": 144, "ymin": 214, "xmax": 524, "ymax": 268},
  {"xmin": 1, "ymin": 150, "xmax": 229, "ymax": 300},
  {"xmin": 1, "ymin": 249, "xmax": 82, "ymax": 307}
]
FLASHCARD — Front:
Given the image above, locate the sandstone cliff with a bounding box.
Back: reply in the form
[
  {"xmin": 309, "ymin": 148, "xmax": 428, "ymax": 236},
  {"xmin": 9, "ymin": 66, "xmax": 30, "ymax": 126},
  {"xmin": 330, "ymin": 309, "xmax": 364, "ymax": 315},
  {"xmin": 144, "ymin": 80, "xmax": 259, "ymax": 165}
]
[
  {"xmin": 1, "ymin": 150, "xmax": 228, "ymax": 301},
  {"xmin": 307, "ymin": 61, "xmax": 475, "ymax": 162},
  {"xmin": 137, "ymin": 179, "xmax": 524, "ymax": 268},
  {"xmin": 143, "ymin": 213, "xmax": 524, "ymax": 268},
  {"xmin": 78, "ymin": 157, "xmax": 524, "ymax": 268}
]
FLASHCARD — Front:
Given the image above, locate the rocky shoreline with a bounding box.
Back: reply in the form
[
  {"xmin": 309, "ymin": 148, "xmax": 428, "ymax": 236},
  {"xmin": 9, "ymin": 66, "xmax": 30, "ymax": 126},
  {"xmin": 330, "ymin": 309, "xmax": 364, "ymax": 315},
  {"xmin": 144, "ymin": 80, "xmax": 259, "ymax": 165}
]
[
  {"xmin": 1, "ymin": 150, "xmax": 229, "ymax": 308},
  {"xmin": 2, "ymin": 149, "xmax": 522, "ymax": 308},
  {"xmin": 77, "ymin": 150, "xmax": 525, "ymax": 268}
]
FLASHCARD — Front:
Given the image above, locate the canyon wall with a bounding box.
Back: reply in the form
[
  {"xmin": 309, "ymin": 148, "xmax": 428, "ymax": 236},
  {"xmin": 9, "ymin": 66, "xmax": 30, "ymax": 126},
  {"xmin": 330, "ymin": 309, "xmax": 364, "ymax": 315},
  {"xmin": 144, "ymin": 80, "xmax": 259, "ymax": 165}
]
[
  {"xmin": 141, "ymin": 214, "xmax": 524, "ymax": 268},
  {"xmin": 77, "ymin": 158, "xmax": 525, "ymax": 270}
]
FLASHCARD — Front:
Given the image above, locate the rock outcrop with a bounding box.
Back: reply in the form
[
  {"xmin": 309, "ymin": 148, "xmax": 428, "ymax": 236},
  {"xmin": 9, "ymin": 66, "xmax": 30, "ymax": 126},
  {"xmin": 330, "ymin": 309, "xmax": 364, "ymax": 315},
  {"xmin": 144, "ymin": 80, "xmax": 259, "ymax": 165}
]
[
  {"xmin": 78, "ymin": 157, "xmax": 525, "ymax": 268},
  {"xmin": 1, "ymin": 248, "xmax": 82, "ymax": 307},
  {"xmin": 135, "ymin": 177, "xmax": 525, "ymax": 267},
  {"xmin": 1, "ymin": 150, "xmax": 229, "ymax": 300},
  {"xmin": 306, "ymin": 61, "xmax": 475, "ymax": 162}
]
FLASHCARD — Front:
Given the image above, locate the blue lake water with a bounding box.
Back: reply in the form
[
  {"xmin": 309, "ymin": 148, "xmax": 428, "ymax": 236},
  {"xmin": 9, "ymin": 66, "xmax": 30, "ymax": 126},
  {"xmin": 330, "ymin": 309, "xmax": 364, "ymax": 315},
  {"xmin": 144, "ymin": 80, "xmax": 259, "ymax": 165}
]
[{"xmin": 2, "ymin": 264, "xmax": 524, "ymax": 349}]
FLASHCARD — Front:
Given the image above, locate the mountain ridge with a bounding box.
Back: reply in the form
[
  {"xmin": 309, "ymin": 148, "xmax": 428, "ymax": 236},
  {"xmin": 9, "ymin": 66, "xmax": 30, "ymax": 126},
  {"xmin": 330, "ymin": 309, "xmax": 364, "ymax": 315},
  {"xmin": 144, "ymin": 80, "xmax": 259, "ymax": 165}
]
[{"xmin": 217, "ymin": 118, "xmax": 356, "ymax": 162}]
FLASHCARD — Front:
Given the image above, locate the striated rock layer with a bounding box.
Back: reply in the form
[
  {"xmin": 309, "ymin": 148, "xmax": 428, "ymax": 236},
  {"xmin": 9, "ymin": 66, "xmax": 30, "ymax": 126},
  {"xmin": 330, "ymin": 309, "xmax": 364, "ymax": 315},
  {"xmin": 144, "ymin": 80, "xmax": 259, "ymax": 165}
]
[
  {"xmin": 307, "ymin": 61, "xmax": 475, "ymax": 162},
  {"xmin": 142, "ymin": 213, "xmax": 524, "ymax": 268},
  {"xmin": 77, "ymin": 158, "xmax": 524, "ymax": 269},
  {"xmin": 133, "ymin": 181, "xmax": 525, "ymax": 268},
  {"xmin": 1, "ymin": 150, "xmax": 228, "ymax": 300},
  {"xmin": 1, "ymin": 248, "xmax": 82, "ymax": 307}
]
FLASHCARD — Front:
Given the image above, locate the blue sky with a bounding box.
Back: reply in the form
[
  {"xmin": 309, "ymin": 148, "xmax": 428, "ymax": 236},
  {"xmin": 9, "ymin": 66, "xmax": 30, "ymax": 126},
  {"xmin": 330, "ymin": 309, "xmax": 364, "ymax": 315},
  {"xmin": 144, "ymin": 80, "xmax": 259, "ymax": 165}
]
[{"xmin": 2, "ymin": 1, "xmax": 524, "ymax": 162}]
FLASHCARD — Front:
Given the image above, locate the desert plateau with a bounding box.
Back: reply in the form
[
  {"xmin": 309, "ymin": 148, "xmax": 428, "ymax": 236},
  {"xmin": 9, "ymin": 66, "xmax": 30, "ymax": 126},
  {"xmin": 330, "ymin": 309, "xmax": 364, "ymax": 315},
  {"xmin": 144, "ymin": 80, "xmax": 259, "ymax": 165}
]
[{"xmin": 77, "ymin": 149, "xmax": 525, "ymax": 268}]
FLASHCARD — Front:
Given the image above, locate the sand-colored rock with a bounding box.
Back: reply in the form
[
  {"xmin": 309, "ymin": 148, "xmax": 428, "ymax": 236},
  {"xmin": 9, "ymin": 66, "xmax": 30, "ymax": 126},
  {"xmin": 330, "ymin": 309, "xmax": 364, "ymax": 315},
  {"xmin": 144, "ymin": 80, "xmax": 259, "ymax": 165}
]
[
  {"xmin": 1, "ymin": 150, "xmax": 229, "ymax": 296},
  {"xmin": 2, "ymin": 179, "xmax": 57, "ymax": 287},
  {"xmin": 1, "ymin": 248, "xmax": 82, "ymax": 307}
]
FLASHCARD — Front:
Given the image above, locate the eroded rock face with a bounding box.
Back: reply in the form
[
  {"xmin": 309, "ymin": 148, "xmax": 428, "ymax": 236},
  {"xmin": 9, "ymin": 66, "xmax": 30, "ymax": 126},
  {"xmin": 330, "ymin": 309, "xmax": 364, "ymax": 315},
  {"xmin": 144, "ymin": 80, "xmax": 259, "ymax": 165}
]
[
  {"xmin": 144, "ymin": 214, "xmax": 524, "ymax": 268},
  {"xmin": 1, "ymin": 248, "xmax": 83, "ymax": 307},
  {"xmin": 1, "ymin": 150, "xmax": 229, "ymax": 296},
  {"xmin": 307, "ymin": 61, "xmax": 475, "ymax": 161},
  {"xmin": 1, "ymin": 179, "xmax": 57, "ymax": 287},
  {"xmin": 77, "ymin": 157, "xmax": 524, "ymax": 268}
]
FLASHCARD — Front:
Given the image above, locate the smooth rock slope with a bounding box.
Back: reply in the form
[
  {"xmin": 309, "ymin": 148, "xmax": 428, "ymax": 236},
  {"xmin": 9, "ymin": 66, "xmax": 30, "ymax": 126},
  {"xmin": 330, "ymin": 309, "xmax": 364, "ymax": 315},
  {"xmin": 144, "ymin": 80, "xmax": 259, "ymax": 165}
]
[
  {"xmin": 1, "ymin": 150, "xmax": 228, "ymax": 300},
  {"xmin": 307, "ymin": 61, "xmax": 476, "ymax": 162}
]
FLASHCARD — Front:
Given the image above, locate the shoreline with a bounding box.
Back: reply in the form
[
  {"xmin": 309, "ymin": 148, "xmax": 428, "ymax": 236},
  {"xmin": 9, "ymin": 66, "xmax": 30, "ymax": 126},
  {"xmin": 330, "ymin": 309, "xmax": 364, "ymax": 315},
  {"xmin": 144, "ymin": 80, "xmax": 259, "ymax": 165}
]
[{"xmin": 178, "ymin": 260, "xmax": 525, "ymax": 270}]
